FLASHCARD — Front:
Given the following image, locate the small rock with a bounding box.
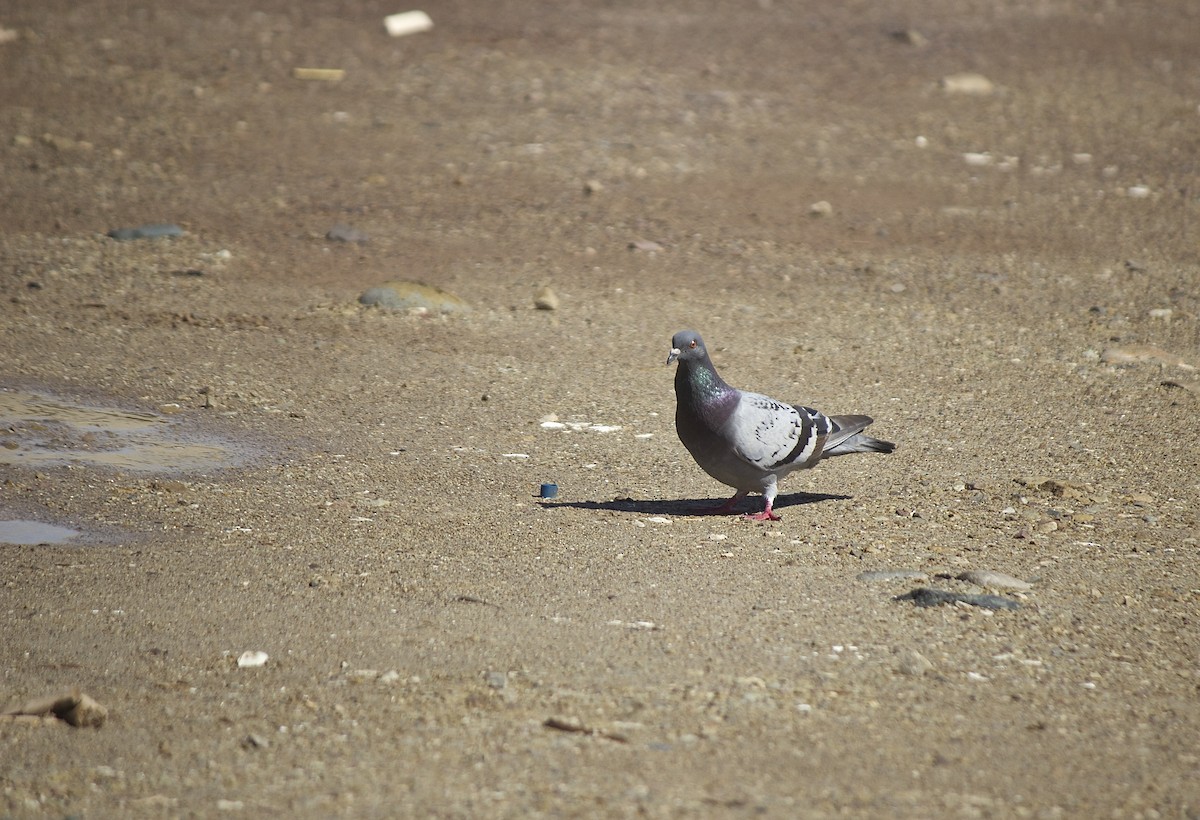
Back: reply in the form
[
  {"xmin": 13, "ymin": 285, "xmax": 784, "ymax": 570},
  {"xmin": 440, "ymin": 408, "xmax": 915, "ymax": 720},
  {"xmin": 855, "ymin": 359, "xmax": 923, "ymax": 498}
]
[
  {"xmin": 940, "ymin": 72, "xmax": 995, "ymax": 95},
  {"xmin": 957, "ymin": 570, "xmax": 1032, "ymax": 591},
  {"xmin": 485, "ymin": 671, "xmax": 508, "ymax": 690},
  {"xmin": 583, "ymin": 179, "xmax": 604, "ymax": 195},
  {"xmin": 359, "ymin": 281, "xmax": 470, "ymax": 314},
  {"xmin": 534, "ymin": 286, "xmax": 560, "ymax": 310},
  {"xmin": 896, "ymin": 649, "xmax": 934, "ymax": 677},
  {"xmin": 236, "ymin": 650, "xmax": 269, "ymax": 668},
  {"xmin": 326, "ymin": 224, "xmax": 369, "ymax": 244},
  {"xmin": 809, "ymin": 200, "xmax": 833, "ymax": 217},
  {"xmin": 241, "ymin": 733, "xmax": 270, "ymax": 750}
]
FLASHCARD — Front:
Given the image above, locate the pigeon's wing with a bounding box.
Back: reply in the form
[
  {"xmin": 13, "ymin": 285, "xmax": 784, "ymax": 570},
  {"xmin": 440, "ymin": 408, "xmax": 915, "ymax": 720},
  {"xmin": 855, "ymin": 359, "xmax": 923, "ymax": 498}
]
[{"xmin": 724, "ymin": 392, "xmax": 834, "ymax": 471}]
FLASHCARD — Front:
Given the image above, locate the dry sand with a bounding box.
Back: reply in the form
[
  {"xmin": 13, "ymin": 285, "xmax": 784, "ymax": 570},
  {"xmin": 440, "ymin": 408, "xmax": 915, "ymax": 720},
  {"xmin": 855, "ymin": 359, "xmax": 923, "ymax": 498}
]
[{"xmin": 2, "ymin": 0, "xmax": 1198, "ymax": 816}]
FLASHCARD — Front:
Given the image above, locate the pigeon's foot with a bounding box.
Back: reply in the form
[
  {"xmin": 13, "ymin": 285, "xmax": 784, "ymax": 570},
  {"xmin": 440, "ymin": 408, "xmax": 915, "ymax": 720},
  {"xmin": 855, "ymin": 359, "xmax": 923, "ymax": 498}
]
[{"xmin": 745, "ymin": 509, "xmax": 781, "ymax": 522}]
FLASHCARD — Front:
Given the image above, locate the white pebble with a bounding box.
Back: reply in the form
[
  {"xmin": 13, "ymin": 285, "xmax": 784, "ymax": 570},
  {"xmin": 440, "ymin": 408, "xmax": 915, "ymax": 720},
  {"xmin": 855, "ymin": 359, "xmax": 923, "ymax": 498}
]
[
  {"xmin": 962, "ymin": 152, "xmax": 993, "ymax": 167},
  {"xmin": 634, "ymin": 433, "xmax": 653, "ymax": 439},
  {"xmin": 589, "ymin": 424, "xmax": 622, "ymax": 433},
  {"xmin": 540, "ymin": 421, "xmax": 567, "ymax": 430},
  {"xmin": 708, "ymin": 533, "xmax": 728, "ymax": 541},
  {"xmin": 237, "ymin": 650, "xmax": 269, "ymax": 668},
  {"xmin": 915, "ymin": 135, "xmax": 928, "ymax": 148},
  {"xmin": 645, "ymin": 516, "xmax": 672, "ymax": 525},
  {"xmin": 501, "ymin": 453, "xmax": 529, "ymax": 459},
  {"xmin": 1127, "ymin": 185, "xmax": 1151, "ymax": 198},
  {"xmin": 384, "ymin": 10, "xmax": 433, "ymax": 37}
]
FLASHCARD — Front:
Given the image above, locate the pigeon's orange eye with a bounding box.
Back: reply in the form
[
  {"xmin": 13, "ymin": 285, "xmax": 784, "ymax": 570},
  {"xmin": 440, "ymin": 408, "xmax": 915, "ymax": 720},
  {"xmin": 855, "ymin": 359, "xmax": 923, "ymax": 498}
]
[{"xmin": 689, "ymin": 340, "xmax": 697, "ymax": 349}]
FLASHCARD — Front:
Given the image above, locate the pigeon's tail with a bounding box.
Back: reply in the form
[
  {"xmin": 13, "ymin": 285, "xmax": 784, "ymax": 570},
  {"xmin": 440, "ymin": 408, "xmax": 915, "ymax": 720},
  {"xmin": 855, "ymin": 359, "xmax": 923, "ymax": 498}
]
[{"xmin": 822, "ymin": 414, "xmax": 896, "ymax": 458}]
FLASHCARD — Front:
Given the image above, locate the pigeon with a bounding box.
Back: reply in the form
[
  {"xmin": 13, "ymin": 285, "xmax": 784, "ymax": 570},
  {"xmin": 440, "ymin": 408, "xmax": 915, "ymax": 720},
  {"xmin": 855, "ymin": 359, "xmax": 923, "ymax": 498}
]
[{"xmin": 667, "ymin": 330, "xmax": 894, "ymax": 521}]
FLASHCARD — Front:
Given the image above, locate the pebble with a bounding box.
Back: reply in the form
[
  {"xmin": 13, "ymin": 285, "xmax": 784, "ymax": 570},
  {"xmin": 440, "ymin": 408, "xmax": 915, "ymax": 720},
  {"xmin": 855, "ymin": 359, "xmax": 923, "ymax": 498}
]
[
  {"xmin": 326, "ymin": 224, "xmax": 369, "ymax": 244},
  {"xmin": 894, "ymin": 587, "xmax": 1021, "ymax": 611},
  {"xmin": 809, "ymin": 200, "xmax": 833, "ymax": 217},
  {"xmin": 107, "ymin": 223, "xmax": 184, "ymax": 241},
  {"xmin": 534, "ymin": 286, "xmax": 560, "ymax": 310},
  {"xmin": 236, "ymin": 650, "xmax": 269, "ymax": 668},
  {"xmin": 957, "ymin": 570, "xmax": 1032, "ymax": 591},
  {"xmin": 857, "ymin": 569, "xmax": 929, "ymax": 582},
  {"xmin": 359, "ymin": 280, "xmax": 470, "ymax": 314},
  {"xmin": 896, "ymin": 649, "xmax": 934, "ymax": 677},
  {"xmin": 940, "ymin": 72, "xmax": 994, "ymax": 95},
  {"xmin": 384, "ymin": 10, "xmax": 433, "ymax": 37}
]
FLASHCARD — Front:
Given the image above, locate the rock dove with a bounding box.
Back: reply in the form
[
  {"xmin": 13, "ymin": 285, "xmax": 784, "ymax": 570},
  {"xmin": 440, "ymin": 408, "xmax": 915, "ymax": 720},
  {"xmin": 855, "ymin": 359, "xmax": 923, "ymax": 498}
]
[{"xmin": 667, "ymin": 330, "xmax": 894, "ymax": 521}]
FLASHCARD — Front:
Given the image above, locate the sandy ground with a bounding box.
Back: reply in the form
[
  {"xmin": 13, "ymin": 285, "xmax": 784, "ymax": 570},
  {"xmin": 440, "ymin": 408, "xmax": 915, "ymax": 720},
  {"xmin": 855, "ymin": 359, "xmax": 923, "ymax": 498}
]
[{"xmin": 2, "ymin": 0, "xmax": 1199, "ymax": 816}]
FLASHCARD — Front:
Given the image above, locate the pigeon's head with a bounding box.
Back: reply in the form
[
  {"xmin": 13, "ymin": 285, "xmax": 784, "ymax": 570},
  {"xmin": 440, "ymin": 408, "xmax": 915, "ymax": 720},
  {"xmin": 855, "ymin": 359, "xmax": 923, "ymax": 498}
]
[{"xmin": 667, "ymin": 330, "xmax": 707, "ymax": 365}]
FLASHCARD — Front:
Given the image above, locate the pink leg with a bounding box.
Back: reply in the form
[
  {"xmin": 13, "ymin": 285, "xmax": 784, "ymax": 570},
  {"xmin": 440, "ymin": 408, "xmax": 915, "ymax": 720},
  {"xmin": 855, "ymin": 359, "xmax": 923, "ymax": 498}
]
[
  {"xmin": 744, "ymin": 491, "xmax": 781, "ymax": 521},
  {"xmin": 745, "ymin": 504, "xmax": 781, "ymax": 522},
  {"xmin": 696, "ymin": 491, "xmax": 748, "ymax": 515}
]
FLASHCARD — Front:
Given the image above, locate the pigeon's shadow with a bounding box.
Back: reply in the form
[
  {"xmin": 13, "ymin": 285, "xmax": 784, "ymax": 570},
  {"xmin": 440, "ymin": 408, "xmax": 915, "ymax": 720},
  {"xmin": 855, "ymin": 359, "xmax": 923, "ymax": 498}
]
[{"xmin": 540, "ymin": 491, "xmax": 850, "ymax": 517}]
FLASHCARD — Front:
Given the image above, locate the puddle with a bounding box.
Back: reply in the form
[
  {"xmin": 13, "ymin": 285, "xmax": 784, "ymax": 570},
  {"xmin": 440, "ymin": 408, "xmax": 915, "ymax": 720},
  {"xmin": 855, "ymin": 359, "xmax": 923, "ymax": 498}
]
[
  {"xmin": 0, "ymin": 519, "xmax": 81, "ymax": 546},
  {"xmin": 0, "ymin": 388, "xmax": 245, "ymax": 473}
]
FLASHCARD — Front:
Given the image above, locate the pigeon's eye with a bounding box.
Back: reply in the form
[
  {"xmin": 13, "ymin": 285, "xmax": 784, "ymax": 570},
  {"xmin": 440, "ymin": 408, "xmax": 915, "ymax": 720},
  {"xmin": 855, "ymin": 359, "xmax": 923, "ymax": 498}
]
[{"xmin": 689, "ymin": 340, "xmax": 697, "ymax": 349}]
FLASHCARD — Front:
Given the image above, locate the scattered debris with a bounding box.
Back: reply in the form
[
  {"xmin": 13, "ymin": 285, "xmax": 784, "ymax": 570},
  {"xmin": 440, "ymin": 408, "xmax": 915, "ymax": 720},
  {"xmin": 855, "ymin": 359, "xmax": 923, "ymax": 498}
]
[
  {"xmin": 543, "ymin": 716, "xmax": 628, "ymax": 743},
  {"xmin": 940, "ymin": 72, "xmax": 995, "ymax": 95},
  {"xmin": 293, "ymin": 68, "xmax": 345, "ymax": 82},
  {"xmin": 453, "ymin": 595, "xmax": 501, "ymax": 608}
]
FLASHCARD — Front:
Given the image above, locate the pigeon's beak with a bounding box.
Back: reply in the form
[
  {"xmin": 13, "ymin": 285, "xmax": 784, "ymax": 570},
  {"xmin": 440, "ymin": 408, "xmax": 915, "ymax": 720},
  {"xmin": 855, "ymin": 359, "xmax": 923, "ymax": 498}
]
[{"xmin": 666, "ymin": 347, "xmax": 681, "ymax": 365}]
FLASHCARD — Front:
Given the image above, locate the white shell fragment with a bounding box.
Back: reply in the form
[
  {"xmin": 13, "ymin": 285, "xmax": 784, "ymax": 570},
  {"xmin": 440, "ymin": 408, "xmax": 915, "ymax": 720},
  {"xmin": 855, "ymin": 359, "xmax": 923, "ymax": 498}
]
[
  {"xmin": 384, "ymin": 10, "xmax": 433, "ymax": 37},
  {"xmin": 237, "ymin": 651, "xmax": 269, "ymax": 668}
]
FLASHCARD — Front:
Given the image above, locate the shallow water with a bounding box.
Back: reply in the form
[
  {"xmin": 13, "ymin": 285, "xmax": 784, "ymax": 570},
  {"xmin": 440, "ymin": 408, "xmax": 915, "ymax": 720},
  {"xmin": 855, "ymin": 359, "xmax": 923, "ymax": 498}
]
[
  {"xmin": 0, "ymin": 389, "xmax": 244, "ymax": 473},
  {"xmin": 0, "ymin": 519, "xmax": 80, "ymax": 546}
]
